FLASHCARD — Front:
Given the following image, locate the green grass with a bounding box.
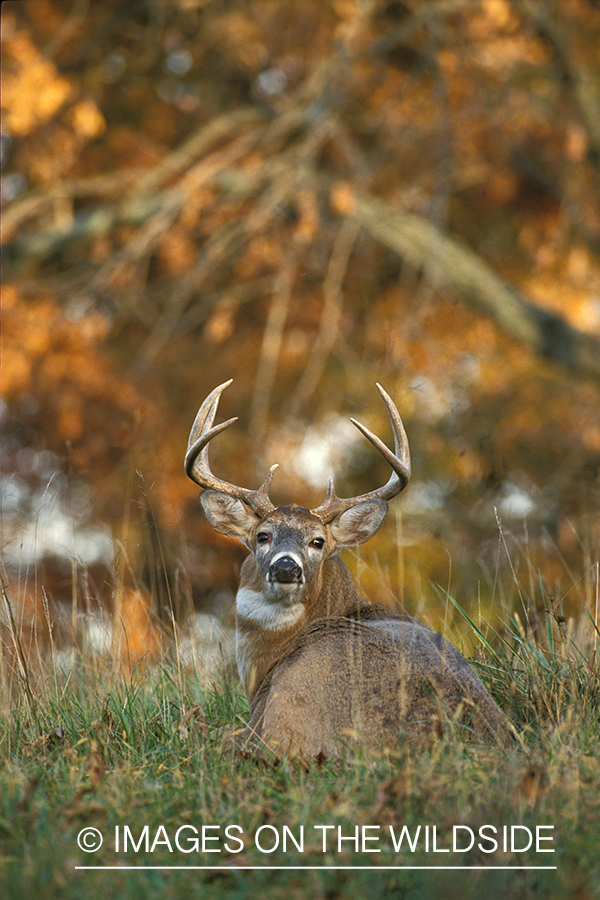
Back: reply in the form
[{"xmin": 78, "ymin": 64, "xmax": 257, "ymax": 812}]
[{"xmin": 1, "ymin": 578, "xmax": 600, "ymax": 900}]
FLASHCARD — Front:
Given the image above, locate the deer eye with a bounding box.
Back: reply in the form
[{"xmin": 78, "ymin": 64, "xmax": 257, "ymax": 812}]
[
  {"xmin": 256, "ymin": 532, "xmax": 271, "ymax": 545},
  {"xmin": 310, "ymin": 537, "xmax": 325, "ymax": 549}
]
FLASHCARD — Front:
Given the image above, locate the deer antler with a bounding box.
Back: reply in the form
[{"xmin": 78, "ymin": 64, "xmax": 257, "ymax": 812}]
[
  {"xmin": 311, "ymin": 383, "xmax": 411, "ymax": 523},
  {"xmin": 185, "ymin": 379, "xmax": 277, "ymax": 517},
  {"xmin": 186, "ymin": 381, "xmax": 410, "ymax": 523}
]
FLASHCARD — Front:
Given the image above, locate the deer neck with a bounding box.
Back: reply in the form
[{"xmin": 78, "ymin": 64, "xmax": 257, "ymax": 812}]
[{"xmin": 235, "ymin": 554, "xmax": 367, "ymax": 702}]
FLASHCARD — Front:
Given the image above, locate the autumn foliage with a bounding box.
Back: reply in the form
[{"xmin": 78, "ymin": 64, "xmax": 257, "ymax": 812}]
[{"xmin": 2, "ymin": 0, "xmax": 600, "ymax": 668}]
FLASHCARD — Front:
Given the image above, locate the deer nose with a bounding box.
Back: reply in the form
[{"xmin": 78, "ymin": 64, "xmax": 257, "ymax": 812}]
[{"xmin": 269, "ymin": 555, "xmax": 302, "ymax": 584}]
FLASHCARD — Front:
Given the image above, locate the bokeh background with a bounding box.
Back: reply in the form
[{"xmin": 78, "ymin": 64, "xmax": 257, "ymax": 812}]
[{"xmin": 2, "ymin": 0, "xmax": 600, "ymax": 674}]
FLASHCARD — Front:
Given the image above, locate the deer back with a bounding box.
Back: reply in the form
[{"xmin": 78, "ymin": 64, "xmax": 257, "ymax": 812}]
[{"xmin": 239, "ymin": 611, "xmax": 515, "ymax": 759}]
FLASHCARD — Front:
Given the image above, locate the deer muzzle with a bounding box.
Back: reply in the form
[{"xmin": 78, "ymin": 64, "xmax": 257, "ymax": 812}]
[{"xmin": 269, "ymin": 555, "xmax": 303, "ymax": 584}]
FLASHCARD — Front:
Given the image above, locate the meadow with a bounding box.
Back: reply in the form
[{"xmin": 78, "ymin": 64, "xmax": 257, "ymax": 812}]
[{"xmin": 1, "ymin": 544, "xmax": 599, "ymax": 900}]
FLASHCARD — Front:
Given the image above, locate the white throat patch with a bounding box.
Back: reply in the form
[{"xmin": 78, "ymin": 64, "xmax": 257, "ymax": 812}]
[{"xmin": 236, "ymin": 587, "xmax": 305, "ymax": 631}]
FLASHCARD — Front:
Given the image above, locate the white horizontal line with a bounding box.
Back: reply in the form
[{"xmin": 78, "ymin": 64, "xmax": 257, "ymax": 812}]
[{"xmin": 75, "ymin": 865, "xmax": 557, "ymax": 871}]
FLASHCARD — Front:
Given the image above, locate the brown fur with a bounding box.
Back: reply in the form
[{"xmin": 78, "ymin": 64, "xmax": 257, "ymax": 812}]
[{"xmin": 235, "ymin": 556, "xmax": 515, "ymax": 760}]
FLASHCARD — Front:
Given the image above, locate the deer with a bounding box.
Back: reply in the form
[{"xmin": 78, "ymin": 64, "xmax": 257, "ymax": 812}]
[{"xmin": 185, "ymin": 379, "xmax": 515, "ymax": 760}]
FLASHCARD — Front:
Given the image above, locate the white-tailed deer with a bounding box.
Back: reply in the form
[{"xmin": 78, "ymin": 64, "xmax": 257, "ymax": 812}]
[{"xmin": 186, "ymin": 380, "xmax": 514, "ymax": 759}]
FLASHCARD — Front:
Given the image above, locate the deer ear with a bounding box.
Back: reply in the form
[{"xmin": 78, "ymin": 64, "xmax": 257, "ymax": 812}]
[
  {"xmin": 200, "ymin": 489, "xmax": 258, "ymax": 546},
  {"xmin": 329, "ymin": 499, "xmax": 388, "ymax": 548}
]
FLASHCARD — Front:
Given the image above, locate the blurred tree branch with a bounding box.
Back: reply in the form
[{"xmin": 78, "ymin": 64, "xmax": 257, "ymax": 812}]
[
  {"xmin": 1, "ymin": 106, "xmax": 267, "ymax": 270},
  {"xmin": 5, "ymin": 145, "xmax": 600, "ymax": 385},
  {"xmin": 349, "ymin": 191, "xmax": 600, "ymax": 384}
]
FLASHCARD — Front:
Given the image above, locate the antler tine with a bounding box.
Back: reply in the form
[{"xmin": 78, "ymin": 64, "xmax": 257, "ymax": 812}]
[
  {"xmin": 185, "ymin": 379, "xmax": 277, "ymax": 516},
  {"xmin": 352, "ymin": 383, "xmax": 411, "ymax": 494},
  {"xmin": 185, "ymin": 379, "xmax": 234, "ymax": 480},
  {"xmin": 312, "ymin": 383, "xmax": 411, "ymax": 523}
]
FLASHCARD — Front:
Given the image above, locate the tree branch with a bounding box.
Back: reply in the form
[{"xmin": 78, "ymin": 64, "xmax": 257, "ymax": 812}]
[{"xmin": 349, "ymin": 191, "xmax": 600, "ymax": 384}]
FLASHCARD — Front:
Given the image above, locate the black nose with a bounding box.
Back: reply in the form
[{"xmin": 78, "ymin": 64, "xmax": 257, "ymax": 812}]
[{"xmin": 269, "ymin": 556, "xmax": 302, "ymax": 584}]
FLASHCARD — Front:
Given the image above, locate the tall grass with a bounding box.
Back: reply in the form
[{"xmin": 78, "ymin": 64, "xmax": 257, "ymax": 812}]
[{"xmin": 1, "ymin": 532, "xmax": 599, "ymax": 900}]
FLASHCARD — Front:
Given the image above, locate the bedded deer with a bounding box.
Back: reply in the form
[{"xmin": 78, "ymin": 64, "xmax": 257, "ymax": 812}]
[{"xmin": 185, "ymin": 380, "xmax": 514, "ymax": 759}]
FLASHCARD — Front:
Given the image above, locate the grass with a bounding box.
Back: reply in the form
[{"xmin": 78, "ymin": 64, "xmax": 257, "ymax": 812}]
[{"xmin": 1, "ymin": 563, "xmax": 600, "ymax": 900}]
